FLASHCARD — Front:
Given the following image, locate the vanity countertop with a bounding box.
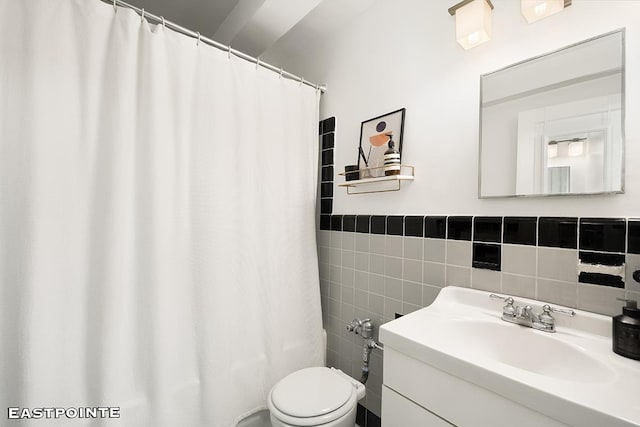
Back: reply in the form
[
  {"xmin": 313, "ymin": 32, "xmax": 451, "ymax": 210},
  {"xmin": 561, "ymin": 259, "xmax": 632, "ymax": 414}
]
[{"xmin": 380, "ymin": 286, "xmax": 640, "ymax": 427}]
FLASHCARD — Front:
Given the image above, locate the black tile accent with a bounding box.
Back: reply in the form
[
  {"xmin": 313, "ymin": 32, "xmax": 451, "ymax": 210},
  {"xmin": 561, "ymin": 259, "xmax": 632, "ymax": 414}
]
[
  {"xmin": 394, "ymin": 312, "xmax": 404, "ymax": 319},
  {"xmin": 321, "ymin": 149, "xmax": 333, "ymax": 166},
  {"xmin": 320, "ymin": 182, "xmax": 333, "ymax": 198},
  {"xmin": 579, "ymin": 218, "xmax": 626, "ymax": 253},
  {"xmin": 366, "ymin": 410, "xmax": 381, "ymax": 427},
  {"xmin": 386, "ymin": 216, "xmax": 404, "ymax": 236},
  {"xmin": 630, "ymin": 221, "xmax": 640, "ymax": 254},
  {"xmin": 447, "ymin": 216, "xmax": 472, "ymax": 241},
  {"xmin": 344, "ymin": 165, "xmax": 359, "ymax": 181},
  {"xmin": 318, "ymin": 121, "xmax": 323, "ymax": 135},
  {"xmin": 579, "ymin": 251, "xmax": 625, "ymax": 266},
  {"xmin": 356, "ymin": 404, "xmax": 366, "ymax": 427},
  {"xmin": 425, "ymin": 216, "xmax": 446, "ymax": 239},
  {"xmin": 356, "ymin": 215, "xmax": 371, "ymax": 234},
  {"xmin": 472, "ymin": 243, "xmax": 501, "ymax": 271},
  {"xmin": 503, "ymin": 217, "xmax": 537, "ymax": 246},
  {"xmin": 320, "ymin": 215, "xmax": 331, "ymax": 230},
  {"xmin": 321, "ymin": 166, "xmax": 333, "ymax": 183},
  {"xmin": 474, "ymin": 217, "xmax": 502, "ymax": 243},
  {"xmin": 538, "ymin": 217, "xmax": 578, "ymax": 249},
  {"xmin": 404, "ymin": 216, "xmax": 424, "ymax": 237},
  {"xmin": 322, "ymin": 117, "xmax": 336, "ymax": 133},
  {"xmin": 322, "ymin": 133, "xmax": 335, "ymax": 150},
  {"xmin": 342, "ymin": 215, "xmax": 356, "ymax": 232},
  {"xmin": 371, "ymin": 216, "xmax": 386, "ymax": 235},
  {"xmin": 330, "ymin": 215, "xmax": 342, "ymax": 231},
  {"xmin": 579, "ymin": 273, "xmax": 624, "ymax": 288},
  {"xmin": 578, "ymin": 252, "xmax": 625, "ymax": 287},
  {"xmin": 320, "ymin": 199, "xmax": 332, "ymax": 214}
]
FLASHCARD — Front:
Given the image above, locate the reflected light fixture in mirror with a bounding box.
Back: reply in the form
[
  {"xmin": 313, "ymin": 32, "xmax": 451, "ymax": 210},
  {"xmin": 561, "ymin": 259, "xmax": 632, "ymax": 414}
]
[
  {"xmin": 448, "ymin": 0, "xmax": 493, "ymax": 50},
  {"xmin": 568, "ymin": 140, "xmax": 584, "ymax": 156},
  {"xmin": 521, "ymin": 0, "xmax": 572, "ymax": 24}
]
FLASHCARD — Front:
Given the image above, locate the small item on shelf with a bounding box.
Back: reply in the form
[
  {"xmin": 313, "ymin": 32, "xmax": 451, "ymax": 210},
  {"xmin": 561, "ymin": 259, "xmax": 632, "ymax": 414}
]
[
  {"xmin": 345, "ymin": 165, "xmax": 359, "ymax": 181},
  {"xmin": 383, "ymin": 139, "xmax": 401, "ymax": 176},
  {"xmin": 358, "ymin": 146, "xmax": 372, "ymax": 179}
]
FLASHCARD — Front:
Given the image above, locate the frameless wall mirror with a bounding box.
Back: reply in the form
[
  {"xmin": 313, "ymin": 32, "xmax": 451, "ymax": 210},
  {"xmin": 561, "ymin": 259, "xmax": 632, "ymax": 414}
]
[{"xmin": 479, "ymin": 29, "xmax": 625, "ymax": 198}]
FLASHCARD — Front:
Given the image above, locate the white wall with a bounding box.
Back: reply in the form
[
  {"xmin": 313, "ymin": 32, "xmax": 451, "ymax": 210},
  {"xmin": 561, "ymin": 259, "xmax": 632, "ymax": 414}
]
[{"xmin": 265, "ymin": 0, "xmax": 640, "ymax": 216}]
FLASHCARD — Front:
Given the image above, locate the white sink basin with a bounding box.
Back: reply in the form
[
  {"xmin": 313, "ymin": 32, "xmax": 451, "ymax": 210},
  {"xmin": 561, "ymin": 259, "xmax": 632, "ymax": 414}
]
[
  {"xmin": 436, "ymin": 319, "xmax": 613, "ymax": 382},
  {"xmin": 380, "ymin": 286, "xmax": 640, "ymax": 427}
]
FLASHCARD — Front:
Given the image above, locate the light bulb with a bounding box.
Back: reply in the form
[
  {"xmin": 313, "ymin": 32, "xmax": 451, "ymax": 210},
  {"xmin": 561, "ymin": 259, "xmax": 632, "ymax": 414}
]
[
  {"xmin": 534, "ymin": 2, "xmax": 547, "ymax": 16},
  {"xmin": 568, "ymin": 141, "xmax": 584, "ymax": 156},
  {"xmin": 467, "ymin": 31, "xmax": 481, "ymax": 46},
  {"xmin": 521, "ymin": 0, "xmax": 567, "ymax": 24}
]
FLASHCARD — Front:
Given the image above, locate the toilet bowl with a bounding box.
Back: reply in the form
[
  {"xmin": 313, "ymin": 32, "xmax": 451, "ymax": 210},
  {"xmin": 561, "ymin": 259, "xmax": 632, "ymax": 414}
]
[{"xmin": 268, "ymin": 367, "xmax": 366, "ymax": 427}]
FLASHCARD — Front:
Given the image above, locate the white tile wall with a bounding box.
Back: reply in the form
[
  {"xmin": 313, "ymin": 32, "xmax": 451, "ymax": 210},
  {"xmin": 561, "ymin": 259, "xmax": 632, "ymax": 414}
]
[
  {"xmin": 446, "ymin": 240, "xmax": 472, "ymax": 267},
  {"xmin": 537, "ymin": 248, "xmax": 578, "ymax": 283},
  {"xmin": 502, "ymin": 244, "xmax": 537, "ymax": 276},
  {"xmin": 317, "ymin": 229, "xmax": 640, "ymax": 418},
  {"xmin": 424, "ymin": 238, "xmax": 445, "ymax": 263}
]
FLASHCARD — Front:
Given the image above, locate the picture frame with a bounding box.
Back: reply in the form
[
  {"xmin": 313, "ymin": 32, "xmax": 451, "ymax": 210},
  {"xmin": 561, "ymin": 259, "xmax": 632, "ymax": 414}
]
[{"xmin": 358, "ymin": 108, "xmax": 406, "ymax": 178}]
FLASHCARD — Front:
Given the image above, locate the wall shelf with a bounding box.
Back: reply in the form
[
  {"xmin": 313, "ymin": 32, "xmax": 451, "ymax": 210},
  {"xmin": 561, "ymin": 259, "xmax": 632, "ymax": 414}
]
[{"xmin": 338, "ymin": 165, "xmax": 414, "ymax": 194}]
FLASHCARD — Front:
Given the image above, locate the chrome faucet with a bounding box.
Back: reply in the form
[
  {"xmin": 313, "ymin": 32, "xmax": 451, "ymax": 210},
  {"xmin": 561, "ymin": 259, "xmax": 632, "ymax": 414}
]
[{"xmin": 490, "ymin": 294, "xmax": 575, "ymax": 332}]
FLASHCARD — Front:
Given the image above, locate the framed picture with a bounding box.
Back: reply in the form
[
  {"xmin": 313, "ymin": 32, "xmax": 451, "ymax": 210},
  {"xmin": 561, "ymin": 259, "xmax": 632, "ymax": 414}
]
[{"xmin": 358, "ymin": 108, "xmax": 406, "ymax": 177}]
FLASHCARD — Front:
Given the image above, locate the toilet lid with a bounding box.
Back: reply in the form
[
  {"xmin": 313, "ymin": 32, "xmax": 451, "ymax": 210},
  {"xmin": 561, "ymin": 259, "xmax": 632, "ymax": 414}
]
[{"xmin": 270, "ymin": 367, "xmax": 353, "ymax": 418}]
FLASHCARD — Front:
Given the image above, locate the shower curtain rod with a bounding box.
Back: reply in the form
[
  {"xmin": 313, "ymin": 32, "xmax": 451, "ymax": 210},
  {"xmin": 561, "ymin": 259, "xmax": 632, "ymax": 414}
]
[{"xmin": 100, "ymin": 0, "xmax": 326, "ymax": 93}]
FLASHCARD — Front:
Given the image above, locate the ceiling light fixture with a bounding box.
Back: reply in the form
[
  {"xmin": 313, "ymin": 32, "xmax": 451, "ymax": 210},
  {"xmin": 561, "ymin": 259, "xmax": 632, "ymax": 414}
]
[
  {"xmin": 521, "ymin": 0, "xmax": 571, "ymax": 24},
  {"xmin": 448, "ymin": 0, "xmax": 494, "ymax": 50}
]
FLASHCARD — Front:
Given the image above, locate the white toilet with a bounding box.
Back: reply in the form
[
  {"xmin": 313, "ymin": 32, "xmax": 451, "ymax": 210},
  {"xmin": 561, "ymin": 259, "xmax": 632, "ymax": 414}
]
[{"xmin": 267, "ymin": 366, "xmax": 366, "ymax": 427}]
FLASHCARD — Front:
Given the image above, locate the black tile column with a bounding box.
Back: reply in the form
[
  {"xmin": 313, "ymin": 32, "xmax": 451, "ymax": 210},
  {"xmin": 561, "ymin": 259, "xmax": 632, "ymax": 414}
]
[{"xmin": 319, "ymin": 117, "xmax": 335, "ymax": 230}]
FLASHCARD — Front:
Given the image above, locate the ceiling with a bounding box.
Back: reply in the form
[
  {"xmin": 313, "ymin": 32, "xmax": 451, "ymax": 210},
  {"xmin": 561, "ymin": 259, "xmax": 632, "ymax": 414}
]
[
  {"xmin": 124, "ymin": 0, "xmax": 375, "ymax": 59},
  {"xmin": 127, "ymin": 0, "xmax": 239, "ymax": 41}
]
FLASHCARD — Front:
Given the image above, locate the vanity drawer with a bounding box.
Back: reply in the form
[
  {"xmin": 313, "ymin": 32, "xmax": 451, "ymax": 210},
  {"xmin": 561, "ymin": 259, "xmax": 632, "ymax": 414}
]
[
  {"xmin": 383, "ymin": 348, "xmax": 567, "ymax": 427},
  {"xmin": 382, "ymin": 385, "xmax": 454, "ymax": 427}
]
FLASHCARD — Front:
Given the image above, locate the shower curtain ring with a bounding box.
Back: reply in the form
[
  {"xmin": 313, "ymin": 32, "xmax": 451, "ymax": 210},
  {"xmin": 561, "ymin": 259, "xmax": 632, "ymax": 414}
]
[
  {"xmin": 161, "ymin": 16, "xmax": 166, "ymax": 29},
  {"xmin": 279, "ymin": 68, "xmax": 283, "ymax": 79},
  {"xmin": 255, "ymin": 57, "xmax": 260, "ymax": 70},
  {"xmin": 227, "ymin": 45, "xmax": 232, "ymax": 59},
  {"xmin": 113, "ymin": 0, "xmax": 117, "ymax": 12},
  {"xmin": 299, "ymin": 77, "xmax": 304, "ymax": 87},
  {"xmin": 197, "ymin": 32, "xmax": 201, "ymax": 46},
  {"xmin": 140, "ymin": 8, "xmax": 145, "ymax": 22}
]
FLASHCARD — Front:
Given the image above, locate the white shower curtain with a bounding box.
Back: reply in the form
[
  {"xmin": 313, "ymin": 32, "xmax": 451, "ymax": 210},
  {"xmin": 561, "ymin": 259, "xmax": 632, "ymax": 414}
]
[{"xmin": 0, "ymin": 0, "xmax": 324, "ymax": 426}]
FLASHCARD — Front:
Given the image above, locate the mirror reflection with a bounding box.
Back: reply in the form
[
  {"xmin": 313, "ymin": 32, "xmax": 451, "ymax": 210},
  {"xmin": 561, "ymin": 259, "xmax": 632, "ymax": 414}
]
[{"xmin": 479, "ymin": 30, "xmax": 624, "ymax": 198}]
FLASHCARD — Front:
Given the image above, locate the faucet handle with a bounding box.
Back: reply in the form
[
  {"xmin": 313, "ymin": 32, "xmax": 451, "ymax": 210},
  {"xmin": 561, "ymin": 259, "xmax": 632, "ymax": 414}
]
[
  {"xmin": 489, "ymin": 293, "xmax": 509, "ymax": 301},
  {"xmin": 346, "ymin": 318, "xmax": 372, "ymax": 335},
  {"xmin": 543, "ymin": 304, "xmax": 575, "ymax": 317},
  {"xmin": 539, "ymin": 305, "xmax": 555, "ymax": 325},
  {"xmin": 490, "ymin": 294, "xmax": 515, "ymax": 316},
  {"xmin": 489, "ymin": 294, "xmax": 515, "ymax": 305},
  {"xmin": 346, "ymin": 318, "xmax": 362, "ymax": 333}
]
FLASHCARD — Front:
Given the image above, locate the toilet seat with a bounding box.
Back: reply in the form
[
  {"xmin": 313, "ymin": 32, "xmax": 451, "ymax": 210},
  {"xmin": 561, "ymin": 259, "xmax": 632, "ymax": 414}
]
[{"xmin": 268, "ymin": 367, "xmax": 360, "ymax": 426}]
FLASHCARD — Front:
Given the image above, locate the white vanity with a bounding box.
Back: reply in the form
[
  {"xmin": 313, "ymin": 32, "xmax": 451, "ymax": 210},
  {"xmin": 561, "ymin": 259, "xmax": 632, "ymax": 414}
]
[{"xmin": 379, "ymin": 286, "xmax": 640, "ymax": 427}]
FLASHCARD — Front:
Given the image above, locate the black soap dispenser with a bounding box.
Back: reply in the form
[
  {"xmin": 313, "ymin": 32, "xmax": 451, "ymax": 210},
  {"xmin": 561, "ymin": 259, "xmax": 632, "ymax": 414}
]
[{"xmin": 613, "ymin": 298, "xmax": 640, "ymax": 360}]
